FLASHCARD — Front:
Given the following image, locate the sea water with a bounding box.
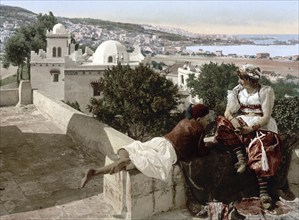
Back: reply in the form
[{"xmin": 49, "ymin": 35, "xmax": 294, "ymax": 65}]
[{"xmin": 187, "ymin": 34, "xmax": 299, "ymax": 57}]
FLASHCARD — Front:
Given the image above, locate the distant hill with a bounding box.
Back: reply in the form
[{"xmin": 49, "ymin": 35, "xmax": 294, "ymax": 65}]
[
  {"xmin": 0, "ymin": 5, "xmax": 37, "ymax": 25},
  {"xmin": 66, "ymin": 17, "xmax": 190, "ymax": 41},
  {"xmin": 0, "ymin": 5, "xmax": 191, "ymax": 41}
]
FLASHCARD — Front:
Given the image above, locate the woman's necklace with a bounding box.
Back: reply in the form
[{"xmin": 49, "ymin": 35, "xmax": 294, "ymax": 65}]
[{"xmin": 244, "ymin": 87, "xmax": 257, "ymax": 104}]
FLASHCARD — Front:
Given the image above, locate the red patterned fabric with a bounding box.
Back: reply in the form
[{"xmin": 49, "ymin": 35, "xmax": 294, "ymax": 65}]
[
  {"xmin": 215, "ymin": 116, "xmax": 282, "ymax": 177},
  {"xmin": 208, "ymin": 202, "xmax": 229, "ymax": 220}
]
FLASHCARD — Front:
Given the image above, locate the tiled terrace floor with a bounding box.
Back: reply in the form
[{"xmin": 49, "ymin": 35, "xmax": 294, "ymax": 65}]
[{"xmin": 0, "ymin": 105, "xmax": 106, "ymax": 216}]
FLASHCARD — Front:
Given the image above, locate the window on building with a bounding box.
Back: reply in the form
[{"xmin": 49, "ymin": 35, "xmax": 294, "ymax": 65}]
[
  {"xmin": 58, "ymin": 47, "xmax": 62, "ymax": 57},
  {"xmin": 91, "ymin": 82, "xmax": 101, "ymax": 96},
  {"xmin": 52, "ymin": 47, "xmax": 56, "ymax": 57},
  {"xmin": 181, "ymin": 75, "xmax": 184, "ymax": 84},
  {"xmin": 50, "ymin": 69, "xmax": 60, "ymax": 82},
  {"xmin": 53, "ymin": 74, "xmax": 59, "ymax": 82},
  {"xmin": 108, "ymin": 56, "xmax": 113, "ymax": 63}
]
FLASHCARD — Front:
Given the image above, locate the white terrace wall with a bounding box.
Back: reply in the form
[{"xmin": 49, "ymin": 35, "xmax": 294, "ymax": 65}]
[
  {"xmin": 33, "ymin": 90, "xmax": 81, "ymax": 133},
  {"xmin": 32, "ymin": 90, "xmax": 186, "ymax": 219},
  {"xmin": 0, "ymin": 80, "xmax": 32, "ymax": 107},
  {"xmin": 32, "ymin": 90, "xmax": 134, "ymax": 157},
  {"xmin": 104, "ymin": 158, "xmax": 186, "ymax": 219}
]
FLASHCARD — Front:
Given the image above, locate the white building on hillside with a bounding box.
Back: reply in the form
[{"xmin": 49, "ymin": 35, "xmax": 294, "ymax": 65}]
[
  {"xmin": 30, "ymin": 23, "xmax": 144, "ymax": 112},
  {"xmin": 160, "ymin": 61, "xmax": 202, "ymax": 110},
  {"xmin": 177, "ymin": 62, "xmax": 202, "ymax": 108}
]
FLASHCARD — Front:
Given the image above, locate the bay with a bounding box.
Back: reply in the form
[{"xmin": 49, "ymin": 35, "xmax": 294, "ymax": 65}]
[
  {"xmin": 236, "ymin": 34, "xmax": 298, "ymax": 44},
  {"xmin": 186, "ymin": 44, "xmax": 299, "ymax": 57}
]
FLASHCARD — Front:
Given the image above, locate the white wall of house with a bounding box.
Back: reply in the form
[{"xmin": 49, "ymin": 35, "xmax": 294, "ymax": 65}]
[
  {"xmin": 64, "ymin": 70, "xmax": 104, "ymax": 112},
  {"xmin": 30, "ymin": 61, "xmax": 65, "ymax": 100}
]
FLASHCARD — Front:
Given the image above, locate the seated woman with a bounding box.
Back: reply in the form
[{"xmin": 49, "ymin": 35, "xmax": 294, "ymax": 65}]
[
  {"xmin": 81, "ymin": 103, "xmax": 213, "ymax": 188},
  {"xmin": 215, "ymin": 64, "xmax": 282, "ymax": 210}
]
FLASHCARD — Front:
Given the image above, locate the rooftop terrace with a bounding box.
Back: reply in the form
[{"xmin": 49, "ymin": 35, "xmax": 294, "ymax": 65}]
[
  {"xmin": 0, "ymin": 105, "xmax": 194, "ymax": 219},
  {"xmin": 0, "ymin": 81, "xmax": 298, "ymax": 219}
]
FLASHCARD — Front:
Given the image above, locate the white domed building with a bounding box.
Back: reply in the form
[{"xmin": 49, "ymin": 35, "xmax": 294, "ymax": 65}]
[
  {"xmin": 31, "ymin": 23, "xmax": 144, "ymax": 112},
  {"xmin": 92, "ymin": 40, "xmax": 129, "ymax": 65}
]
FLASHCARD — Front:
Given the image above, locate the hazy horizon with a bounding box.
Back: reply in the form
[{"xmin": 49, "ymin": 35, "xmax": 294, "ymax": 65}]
[{"xmin": 1, "ymin": 0, "xmax": 299, "ymax": 35}]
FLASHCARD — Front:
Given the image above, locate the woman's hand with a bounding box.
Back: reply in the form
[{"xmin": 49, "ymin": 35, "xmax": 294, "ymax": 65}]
[
  {"xmin": 229, "ymin": 118, "xmax": 253, "ymax": 135},
  {"xmin": 230, "ymin": 117, "xmax": 241, "ymax": 129}
]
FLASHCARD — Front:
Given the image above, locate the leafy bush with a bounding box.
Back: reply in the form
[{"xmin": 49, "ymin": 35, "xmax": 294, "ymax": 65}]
[
  {"xmin": 87, "ymin": 63, "xmax": 180, "ymax": 141},
  {"xmin": 272, "ymin": 97, "xmax": 299, "ymax": 135},
  {"xmin": 63, "ymin": 101, "xmax": 82, "ymax": 112}
]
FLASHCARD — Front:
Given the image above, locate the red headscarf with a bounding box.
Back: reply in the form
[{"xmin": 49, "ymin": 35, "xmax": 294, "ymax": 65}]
[{"xmin": 191, "ymin": 103, "xmax": 209, "ymax": 119}]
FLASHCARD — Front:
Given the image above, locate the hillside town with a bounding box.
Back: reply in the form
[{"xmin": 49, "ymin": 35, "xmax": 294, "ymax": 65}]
[
  {"xmin": 1, "ymin": 13, "xmax": 298, "ymax": 62},
  {"xmin": 0, "ymin": 18, "xmax": 250, "ymax": 55}
]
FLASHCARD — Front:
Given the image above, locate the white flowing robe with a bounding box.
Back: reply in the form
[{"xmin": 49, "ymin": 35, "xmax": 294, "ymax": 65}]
[{"xmin": 121, "ymin": 137, "xmax": 177, "ymax": 181}]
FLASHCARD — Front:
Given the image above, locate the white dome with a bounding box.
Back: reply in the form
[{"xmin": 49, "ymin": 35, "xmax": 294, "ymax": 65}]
[
  {"xmin": 53, "ymin": 23, "xmax": 67, "ymax": 34},
  {"xmin": 92, "ymin": 40, "xmax": 129, "ymax": 64}
]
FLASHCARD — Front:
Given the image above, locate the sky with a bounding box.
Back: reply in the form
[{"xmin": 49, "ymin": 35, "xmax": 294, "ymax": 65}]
[{"xmin": 1, "ymin": 0, "xmax": 299, "ymax": 35}]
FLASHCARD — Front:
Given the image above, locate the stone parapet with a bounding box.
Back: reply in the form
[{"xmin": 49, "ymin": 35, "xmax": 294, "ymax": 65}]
[
  {"xmin": 33, "ymin": 90, "xmax": 83, "ymax": 133},
  {"xmin": 103, "ymin": 157, "xmax": 186, "ymax": 219},
  {"xmin": 17, "ymin": 80, "xmax": 32, "ymax": 106}
]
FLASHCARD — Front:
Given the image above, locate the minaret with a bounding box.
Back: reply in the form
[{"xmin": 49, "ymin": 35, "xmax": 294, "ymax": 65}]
[{"xmin": 46, "ymin": 23, "xmax": 71, "ymax": 58}]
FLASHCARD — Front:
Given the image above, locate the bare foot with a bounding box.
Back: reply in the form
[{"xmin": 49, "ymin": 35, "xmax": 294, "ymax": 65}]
[{"xmin": 80, "ymin": 169, "xmax": 95, "ymax": 188}]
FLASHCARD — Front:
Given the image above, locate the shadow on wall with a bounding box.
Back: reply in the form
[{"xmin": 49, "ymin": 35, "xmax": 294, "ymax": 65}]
[{"xmin": 32, "ymin": 89, "xmax": 134, "ymax": 160}]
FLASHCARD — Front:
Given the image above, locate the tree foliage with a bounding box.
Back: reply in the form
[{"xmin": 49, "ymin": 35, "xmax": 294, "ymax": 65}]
[
  {"xmin": 187, "ymin": 62, "xmax": 238, "ymax": 116},
  {"xmin": 259, "ymin": 75, "xmax": 299, "ymax": 134},
  {"xmin": 3, "ymin": 12, "xmax": 57, "ymax": 82},
  {"xmin": 87, "ymin": 63, "xmax": 180, "ymax": 141},
  {"xmin": 2, "ymin": 33, "xmax": 30, "ymax": 82},
  {"xmin": 272, "ymin": 97, "xmax": 299, "ymax": 135},
  {"xmin": 151, "ymin": 60, "xmax": 166, "ymax": 70},
  {"xmin": 271, "ymin": 79, "xmax": 299, "ymax": 99},
  {"xmin": 63, "ymin": 101, "xmax": 82, "ymax": 112}
]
